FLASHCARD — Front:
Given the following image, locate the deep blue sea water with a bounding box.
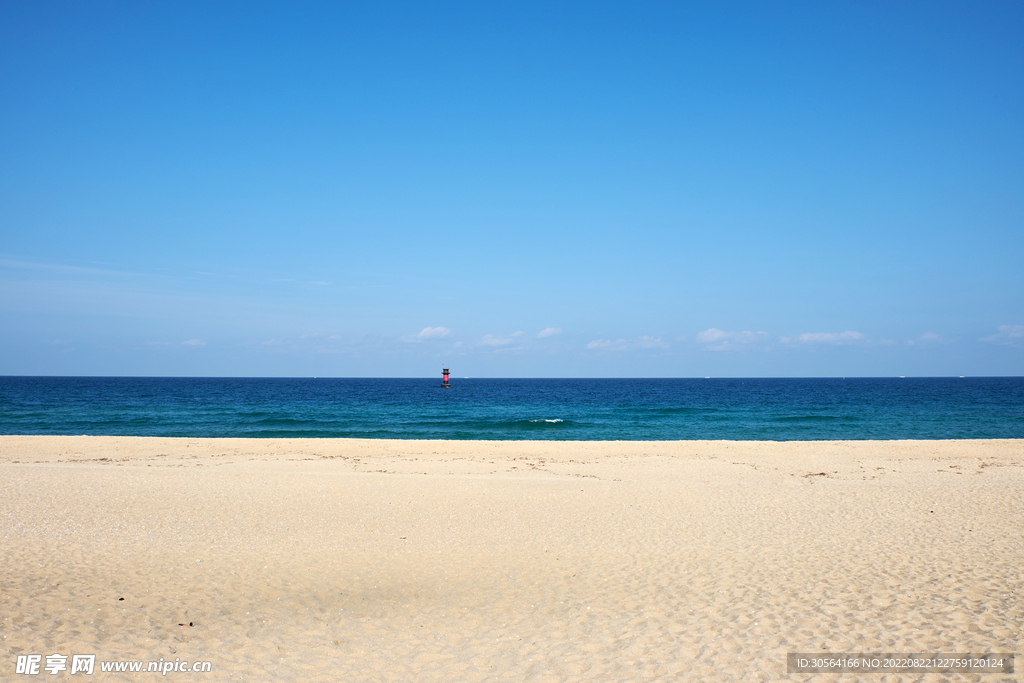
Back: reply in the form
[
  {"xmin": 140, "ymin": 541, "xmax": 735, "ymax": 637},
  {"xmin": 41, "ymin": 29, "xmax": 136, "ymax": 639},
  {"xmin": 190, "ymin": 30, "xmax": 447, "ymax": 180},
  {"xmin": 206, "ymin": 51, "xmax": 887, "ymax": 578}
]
[{"xmin": 2, "ymin": 377, "xmax": 1023, "ymax": 440}]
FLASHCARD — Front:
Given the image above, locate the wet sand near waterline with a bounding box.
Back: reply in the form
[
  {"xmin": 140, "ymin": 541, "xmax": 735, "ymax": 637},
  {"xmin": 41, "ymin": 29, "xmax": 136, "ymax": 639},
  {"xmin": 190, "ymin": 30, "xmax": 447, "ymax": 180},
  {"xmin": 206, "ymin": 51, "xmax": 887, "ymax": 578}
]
[{"xmin": 1, "ymin": 436, "xmax": 1021, "ymax": 682}]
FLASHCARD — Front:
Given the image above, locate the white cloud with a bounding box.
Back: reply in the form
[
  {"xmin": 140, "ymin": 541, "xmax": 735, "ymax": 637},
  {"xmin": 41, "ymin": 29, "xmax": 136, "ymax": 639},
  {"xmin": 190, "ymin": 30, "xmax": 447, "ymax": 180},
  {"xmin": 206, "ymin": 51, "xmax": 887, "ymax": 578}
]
[
  {"xmin": 537, "ymin": 327, "xmax": 562, "ymax": 338},
  {"xmin": 477, "ymin": 332, "xmax": 526, "ymax": 354},
  {"xmin": 482, "ymin": 333, "xmax": 515, "ymax": 346},
  {"xmin": 696, "ymin": 328, "xmax": 730, "ymax": 343},
  {"xmin": 181, "ymin": 339, "xmax": 206, "ymax": 347},
  {"xmin": 637, "ymin": 336, "xmax": 668, "ymax": 349},
  {"xmin": 0, "ymin": 256, "xmax": 128, "ymax": 277},
  {"xmin": 695, "ymin": 328, "xmax": 768, "ymax": 350},
  {"xmin": 909, "ymin": 332, "xmax": 940, "ymax": 346},
  {"xmin": 981, "ymin": 324, "xmax": 1024, "ymax": 345},
  {"xmin": 417, "ymin": 326, "xmax": 451, "ymax": 339},
  {"xmin": 586, "ymin": 336, "xmax": 668, "ymax": 351},
  {"xmin": 781, "ymin": 331, "xmax": 864, "ymax": 345}
]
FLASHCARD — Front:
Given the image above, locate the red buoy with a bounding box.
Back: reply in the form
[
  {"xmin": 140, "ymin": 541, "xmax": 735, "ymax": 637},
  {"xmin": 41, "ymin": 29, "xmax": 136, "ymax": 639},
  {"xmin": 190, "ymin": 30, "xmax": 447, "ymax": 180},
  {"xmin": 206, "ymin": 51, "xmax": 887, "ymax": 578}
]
[{"xmin": 442, "ymin": 367, "xmax": 450, "ymax": 388}]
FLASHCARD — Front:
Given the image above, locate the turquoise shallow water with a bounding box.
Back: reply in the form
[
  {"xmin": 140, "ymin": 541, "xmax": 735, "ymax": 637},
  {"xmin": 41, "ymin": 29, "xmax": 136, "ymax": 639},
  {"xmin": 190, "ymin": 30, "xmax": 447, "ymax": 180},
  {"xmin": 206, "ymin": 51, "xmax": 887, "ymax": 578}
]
[{"xmin": 1, "ymin": 376, "xmax": 1022, "ymax": 440}]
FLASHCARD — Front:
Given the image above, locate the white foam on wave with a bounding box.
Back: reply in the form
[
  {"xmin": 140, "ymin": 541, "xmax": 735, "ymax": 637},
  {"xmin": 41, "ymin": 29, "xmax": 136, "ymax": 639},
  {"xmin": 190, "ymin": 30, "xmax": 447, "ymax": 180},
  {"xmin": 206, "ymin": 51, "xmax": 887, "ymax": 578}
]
[{"xmin": 529, "ymin": 418, "xmax": 564, "ymax": 423}]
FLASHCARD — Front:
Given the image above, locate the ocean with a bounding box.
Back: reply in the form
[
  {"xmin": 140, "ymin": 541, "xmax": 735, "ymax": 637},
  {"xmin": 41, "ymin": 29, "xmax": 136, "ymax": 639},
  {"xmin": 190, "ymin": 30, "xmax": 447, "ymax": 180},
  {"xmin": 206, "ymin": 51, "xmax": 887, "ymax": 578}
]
[{"xmin": 1, "ymin": 376, "xmax": 1022, "ymax": 440}]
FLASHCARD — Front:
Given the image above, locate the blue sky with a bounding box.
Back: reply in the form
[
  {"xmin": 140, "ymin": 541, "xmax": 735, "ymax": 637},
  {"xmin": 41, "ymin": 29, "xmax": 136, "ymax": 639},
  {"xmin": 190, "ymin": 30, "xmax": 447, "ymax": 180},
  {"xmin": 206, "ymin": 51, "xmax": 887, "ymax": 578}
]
[{"xmin": 1, "ymin": 1, "xmax": 1022, "ymax": 377}]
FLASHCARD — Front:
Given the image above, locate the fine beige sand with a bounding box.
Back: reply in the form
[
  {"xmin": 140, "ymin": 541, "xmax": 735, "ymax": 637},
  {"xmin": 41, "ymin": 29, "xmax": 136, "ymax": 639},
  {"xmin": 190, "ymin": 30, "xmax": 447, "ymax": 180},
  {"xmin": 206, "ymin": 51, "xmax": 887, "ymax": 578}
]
[{"xmin": 1, "ymin": 436, "xmax": 1021, "ymax": 682}]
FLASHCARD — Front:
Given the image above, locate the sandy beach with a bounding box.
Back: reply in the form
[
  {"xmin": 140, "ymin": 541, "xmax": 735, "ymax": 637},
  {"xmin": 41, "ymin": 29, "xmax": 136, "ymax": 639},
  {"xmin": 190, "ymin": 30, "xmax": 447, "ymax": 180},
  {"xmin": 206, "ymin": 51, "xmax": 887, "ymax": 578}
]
[{"xmin": 1, "ymin": 436, "xmax": 1020, "ymax": 682}]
